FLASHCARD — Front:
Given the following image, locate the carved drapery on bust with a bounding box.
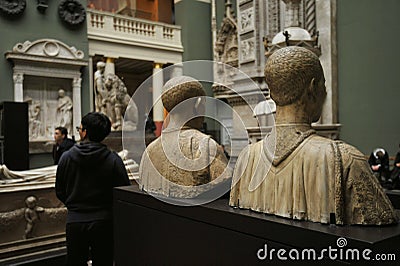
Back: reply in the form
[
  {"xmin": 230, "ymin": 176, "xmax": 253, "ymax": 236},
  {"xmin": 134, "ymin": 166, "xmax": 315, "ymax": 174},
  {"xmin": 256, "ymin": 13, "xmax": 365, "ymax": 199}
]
[
  {"xmin": 230, "ymin": 47, "xmax": 397, "ymax": 225},
  {"xmin": 139, "ymin": 76, "xmax": 231, "ymax": 198}
]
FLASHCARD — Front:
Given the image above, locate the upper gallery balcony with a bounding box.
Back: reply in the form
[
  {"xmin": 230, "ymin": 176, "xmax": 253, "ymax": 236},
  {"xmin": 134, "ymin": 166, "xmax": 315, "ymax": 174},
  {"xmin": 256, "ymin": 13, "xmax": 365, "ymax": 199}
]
[{"xmin": 87, "ymin": 8, "xmax": 183, "ymax": 61}]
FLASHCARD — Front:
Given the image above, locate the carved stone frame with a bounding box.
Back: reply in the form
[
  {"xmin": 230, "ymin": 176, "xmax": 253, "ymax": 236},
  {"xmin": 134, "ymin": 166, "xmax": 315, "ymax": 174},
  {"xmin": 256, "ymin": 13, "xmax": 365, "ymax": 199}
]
[{"xmin": 5, "ymin": 39, "xmax": 88, "ymax": 142}]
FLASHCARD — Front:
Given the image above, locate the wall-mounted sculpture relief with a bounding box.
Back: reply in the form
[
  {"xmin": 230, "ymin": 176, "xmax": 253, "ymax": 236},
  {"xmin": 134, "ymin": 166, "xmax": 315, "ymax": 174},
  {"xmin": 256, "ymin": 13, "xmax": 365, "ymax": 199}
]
[
  {"xmin": 23, "ymin": 196, "xmax": 44, "ymax": 239},
  {"xmin": 58, "ymin": 0, "xmax": 86, "ymax": 26},
  {"xmin": 240, "ymin": 38, "xmax": 255, "ymax": 62},
  {"xmin": 239, "ymin": 7, "xmax": 254, "ymax": 33},
  {"xmin": 0, "ymin": 0, "xmax": 26, "ymax": 16}
]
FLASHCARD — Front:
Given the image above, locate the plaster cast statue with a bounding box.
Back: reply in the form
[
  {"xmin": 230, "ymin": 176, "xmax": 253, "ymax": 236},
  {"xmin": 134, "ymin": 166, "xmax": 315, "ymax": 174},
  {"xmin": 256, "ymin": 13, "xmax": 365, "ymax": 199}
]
[
  {"xmin": 102, "ymin": 73, "xmax": 138, "ymax": 131},
  {"xmin": 230, "ymin": 47, "xmax": 397, "ymax": 225},
  {"xmin": 25, "ymin": 97, "xmax": 42, "ymax": 139},
  {"xmin": 139, "ymin": 76, "xmax": 231, "ymax": 198},
  {"xmin": 56, "ymin": 89, "xmax": 73, "ymax": 135},
  {"xmin": 94, "ymin": 61, "xmax": 106, "ymax": 113}
]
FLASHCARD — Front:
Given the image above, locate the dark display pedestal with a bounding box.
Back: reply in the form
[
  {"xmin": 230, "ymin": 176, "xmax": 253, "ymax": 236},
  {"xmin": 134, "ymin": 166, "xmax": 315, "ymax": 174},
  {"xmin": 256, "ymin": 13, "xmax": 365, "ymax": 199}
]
[
  {"xmin": 114, "ymin": 185, "xmax": 400, "ymax": 265},
  {"xmin": 386, "ymin": 190, "xmax": 400, "ymax": 209}
]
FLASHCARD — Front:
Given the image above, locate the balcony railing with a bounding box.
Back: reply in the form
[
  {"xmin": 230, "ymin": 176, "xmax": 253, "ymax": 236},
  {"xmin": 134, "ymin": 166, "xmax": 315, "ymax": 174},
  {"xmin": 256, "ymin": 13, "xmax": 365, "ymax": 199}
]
[{"xmin": 87, "ymin": 9, "xmax": 182, "ymax": 50}]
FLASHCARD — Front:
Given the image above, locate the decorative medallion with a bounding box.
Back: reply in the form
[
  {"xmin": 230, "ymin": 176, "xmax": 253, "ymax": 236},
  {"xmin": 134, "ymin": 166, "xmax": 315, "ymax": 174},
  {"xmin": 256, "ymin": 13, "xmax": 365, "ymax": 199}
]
[
  {"xmin": 58, "ymin": 0, "xmax": 86, "ymax": 26},
  {"xmin": 0, "ymin": 0, "xmax": 26, "ymax": 16}
]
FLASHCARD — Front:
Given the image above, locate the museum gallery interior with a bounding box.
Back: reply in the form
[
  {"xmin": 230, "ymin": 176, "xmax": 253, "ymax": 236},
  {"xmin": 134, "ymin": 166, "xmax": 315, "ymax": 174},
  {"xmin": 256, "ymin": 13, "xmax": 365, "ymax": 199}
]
[{"xmin": 0, "ymin": 0, "xmax": 399, "ymax": 265}]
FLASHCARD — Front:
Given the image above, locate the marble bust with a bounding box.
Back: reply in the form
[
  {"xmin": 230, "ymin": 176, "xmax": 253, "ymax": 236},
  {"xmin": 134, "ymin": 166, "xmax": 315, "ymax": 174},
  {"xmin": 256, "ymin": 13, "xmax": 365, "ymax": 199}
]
[
  {"xmin": 139, "ymin": 76, "xmax": 231, "ymax": 198},
  {"xmin": 229, "ymin": 47, "xmax": 397, "ymax": 225}
]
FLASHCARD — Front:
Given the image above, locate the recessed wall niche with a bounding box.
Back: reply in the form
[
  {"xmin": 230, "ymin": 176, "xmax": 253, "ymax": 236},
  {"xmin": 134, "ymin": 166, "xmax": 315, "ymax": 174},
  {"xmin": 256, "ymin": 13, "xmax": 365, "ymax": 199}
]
[{"xmin": 5, "ymin": 39, "xmax": 87, "ymax": 152}]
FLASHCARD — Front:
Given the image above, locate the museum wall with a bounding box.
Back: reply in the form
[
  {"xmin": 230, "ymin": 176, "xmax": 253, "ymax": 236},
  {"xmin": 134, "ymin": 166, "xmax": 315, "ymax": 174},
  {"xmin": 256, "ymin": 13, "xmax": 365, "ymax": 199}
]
[
  {"xmin": 0, "ymin": 0, "xmax": 90, "ymax": 115},
  {"xmin": 337, "ymin": 0, "xmax": 400, "ymax": 156},
  {"xmin": 0, "ymin": 0, "xmax": 90, "ymax": 169},
  {"xmin": 175, "ymin": 0, "xmax": 218, "ymax": 135}
]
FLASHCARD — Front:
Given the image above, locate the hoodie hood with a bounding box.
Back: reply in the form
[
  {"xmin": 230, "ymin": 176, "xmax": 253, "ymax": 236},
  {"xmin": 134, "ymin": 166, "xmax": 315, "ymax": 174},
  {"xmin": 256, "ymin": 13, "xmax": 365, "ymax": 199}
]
[{"xmin": 67, "ymin": 142, "xmax": 111, "ymax": 164}]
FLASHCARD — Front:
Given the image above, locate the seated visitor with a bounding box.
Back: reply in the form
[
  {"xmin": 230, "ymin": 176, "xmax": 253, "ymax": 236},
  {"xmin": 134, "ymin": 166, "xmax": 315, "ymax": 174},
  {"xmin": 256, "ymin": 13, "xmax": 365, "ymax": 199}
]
[
  {"xmin": 390, "ymin": 144, "xmax": 400, "ymax": 189},
  {"xmin": 229, "ymin": 46, "xmax": 397, "ymax": 225},
  {"xmin": 139, "ymin": 76, "xmax": 231, "ymax": 198},
  {"xmin": 368, "ymin": 148, "xmax": 390, "ymax": 184},
  {"xmin": 52, "ymin": 126, "xmax": 75, "ymax": 165}
]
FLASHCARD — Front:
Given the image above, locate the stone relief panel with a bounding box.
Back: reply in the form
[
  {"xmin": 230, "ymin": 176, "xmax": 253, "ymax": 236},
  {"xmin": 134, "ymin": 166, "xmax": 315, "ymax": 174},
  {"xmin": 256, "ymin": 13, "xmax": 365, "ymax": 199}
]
[
  {"xmin": 240, "ymin": 37, "xmax": 256, "ymax": 62},
  {"xmin": 239, "ymin": 7, "xmax": 254, "ymax": 33},
  {"xmin": 24, "ymin": 76, "xmax": 73, "ymax": 141}
]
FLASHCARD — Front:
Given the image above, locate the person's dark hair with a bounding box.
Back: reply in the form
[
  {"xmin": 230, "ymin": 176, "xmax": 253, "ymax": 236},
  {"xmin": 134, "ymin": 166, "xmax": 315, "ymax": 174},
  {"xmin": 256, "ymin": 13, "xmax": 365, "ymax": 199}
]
[
  {"xmin": 81, "ymin": 112, "xmax": 111, "ymax": 142},
  {"xmin": 55, "ymin": 126, "xmax": 68, "ymax": 139}
]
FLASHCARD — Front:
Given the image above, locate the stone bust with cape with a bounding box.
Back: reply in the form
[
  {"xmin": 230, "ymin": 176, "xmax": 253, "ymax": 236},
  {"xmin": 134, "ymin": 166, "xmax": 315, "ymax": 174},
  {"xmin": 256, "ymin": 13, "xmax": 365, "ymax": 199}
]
[
  {"xmin": 229, "ymin": 47, "xmax": 397, "ymax": 225},
  {"xmin": 139, "ymin": 76, "xmax": 231, "ymax": 198}
]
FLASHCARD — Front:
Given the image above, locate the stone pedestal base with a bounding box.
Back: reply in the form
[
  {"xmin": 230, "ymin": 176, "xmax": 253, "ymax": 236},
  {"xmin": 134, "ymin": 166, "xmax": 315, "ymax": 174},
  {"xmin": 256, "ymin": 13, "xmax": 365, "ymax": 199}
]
[{"xmin": 114, "ymin": 185, "xmax": 400, "ymax": 265}]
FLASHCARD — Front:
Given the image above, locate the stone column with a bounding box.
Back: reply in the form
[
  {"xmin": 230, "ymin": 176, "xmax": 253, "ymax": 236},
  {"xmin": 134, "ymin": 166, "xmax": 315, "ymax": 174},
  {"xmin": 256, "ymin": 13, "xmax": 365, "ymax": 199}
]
[
  {"xmin": 104, "ymin": 57, "xmax": 115, "ymax": 76},
  {"xmin": 152, "ymin": 63, "xmax": 164, "ymax": 137},
  {"xmin": 72, "ymin": 77, "xmax": 82, "ymax": 140},
  {"xmin": 170, "ymin": 64, "xmax": 183, "ymax": 78},
  {"xmin": 13, "ymin": 73, "xmax": 24, "ymax": 102}
]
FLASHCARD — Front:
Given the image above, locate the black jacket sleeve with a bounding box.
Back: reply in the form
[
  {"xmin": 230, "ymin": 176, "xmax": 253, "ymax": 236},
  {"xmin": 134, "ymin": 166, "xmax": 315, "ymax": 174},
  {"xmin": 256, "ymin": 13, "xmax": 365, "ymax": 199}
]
[
  {"xmin": 55, "ymin": 156, "xmax": 67, "ymax": 204},
  {"xmin": 113, "ymin": 153, "xmax": 131, "ymax": 187}
]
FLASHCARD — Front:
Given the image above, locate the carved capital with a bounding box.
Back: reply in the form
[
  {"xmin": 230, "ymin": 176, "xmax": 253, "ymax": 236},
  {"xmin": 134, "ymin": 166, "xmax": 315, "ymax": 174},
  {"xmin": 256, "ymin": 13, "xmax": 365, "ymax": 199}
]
[
  {"xmin": 13, "ymin": 73, "xmax": 24, "ymax": 84},
  {"xmin": 72, "ymin": 77, "xmax": 81, "ymax": 87}
]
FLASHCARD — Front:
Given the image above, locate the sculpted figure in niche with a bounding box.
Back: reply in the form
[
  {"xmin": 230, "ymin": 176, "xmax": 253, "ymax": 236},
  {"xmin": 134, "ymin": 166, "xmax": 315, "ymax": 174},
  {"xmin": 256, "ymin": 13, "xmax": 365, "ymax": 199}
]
[
  {"xmin": 103, "ymin": 73, "xmax": 138, "ymax": 131},
  {"xmin": 139, "ymin": 76, "xmax": 231, "ymax": 198},
  {"xmin": 94, "ymin": 61, "xmax": 106, "ymax": 113},
  {"xmin": 56, "ymin": 89, "xmax": 73, "ymax": 135},
  {"xmin": 230, "ymin": 47, "xmax": 397, "ymax": 225},
  {"xmin": 25, "ymin": 97, "xmax": 42, "ymax": 139}
]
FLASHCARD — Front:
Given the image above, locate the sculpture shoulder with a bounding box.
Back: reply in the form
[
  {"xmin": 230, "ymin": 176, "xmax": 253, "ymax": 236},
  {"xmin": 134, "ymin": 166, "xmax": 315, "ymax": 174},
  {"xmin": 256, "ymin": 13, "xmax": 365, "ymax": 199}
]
[
  {"xmin": 335, "ymin": 141, "xmax": 366, "ymax": 168},
  {"xmin": 144, "ymin": 138, "xmax": 162, "ymax": 155}
]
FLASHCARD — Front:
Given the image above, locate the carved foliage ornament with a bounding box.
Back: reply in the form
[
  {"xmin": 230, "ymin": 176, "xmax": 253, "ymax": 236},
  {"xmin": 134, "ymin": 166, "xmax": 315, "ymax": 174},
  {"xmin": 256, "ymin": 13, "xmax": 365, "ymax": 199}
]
[
  {"xmin": 58, "ymin": 0, "xmax": 86, "ymax": 26},
  {"xmin": 0, "ymin": 0, "xmax": 26, "ymax": 16}
]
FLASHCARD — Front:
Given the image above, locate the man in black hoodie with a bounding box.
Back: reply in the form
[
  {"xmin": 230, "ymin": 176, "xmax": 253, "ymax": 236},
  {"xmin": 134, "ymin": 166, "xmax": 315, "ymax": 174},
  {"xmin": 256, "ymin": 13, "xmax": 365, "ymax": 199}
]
[{"xmin": 56, "ymin": 112, "xmax": 130, "ymax": 266}]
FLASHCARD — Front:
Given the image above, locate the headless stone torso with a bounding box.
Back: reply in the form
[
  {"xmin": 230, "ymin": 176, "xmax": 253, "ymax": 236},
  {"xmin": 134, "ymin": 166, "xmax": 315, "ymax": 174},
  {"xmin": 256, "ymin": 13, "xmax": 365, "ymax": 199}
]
[{"xmin": 230, "ymin": 124, "xmax": 398, "ymax": 225}]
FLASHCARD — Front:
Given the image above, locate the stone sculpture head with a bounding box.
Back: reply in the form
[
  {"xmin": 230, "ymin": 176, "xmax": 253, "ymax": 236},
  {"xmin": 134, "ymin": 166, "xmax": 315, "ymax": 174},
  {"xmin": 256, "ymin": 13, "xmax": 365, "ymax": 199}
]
[
  {"xmin": 58, "ymin": 89, "xmax": 65, "ymax": 98},
  {"xmin": 25, "ymin": 196, "xmax": 37, "ymax": 209},
  {"xmin": 264, "ymin": 46, "xmax": 326, "ymax": 123},
  {"xmin": 162, "ymin": 76, "xmax": 206, "ymax": 130},
  {"xmin": 96, "ymin": 61, "xmax": 105, "ymax": 72}
]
